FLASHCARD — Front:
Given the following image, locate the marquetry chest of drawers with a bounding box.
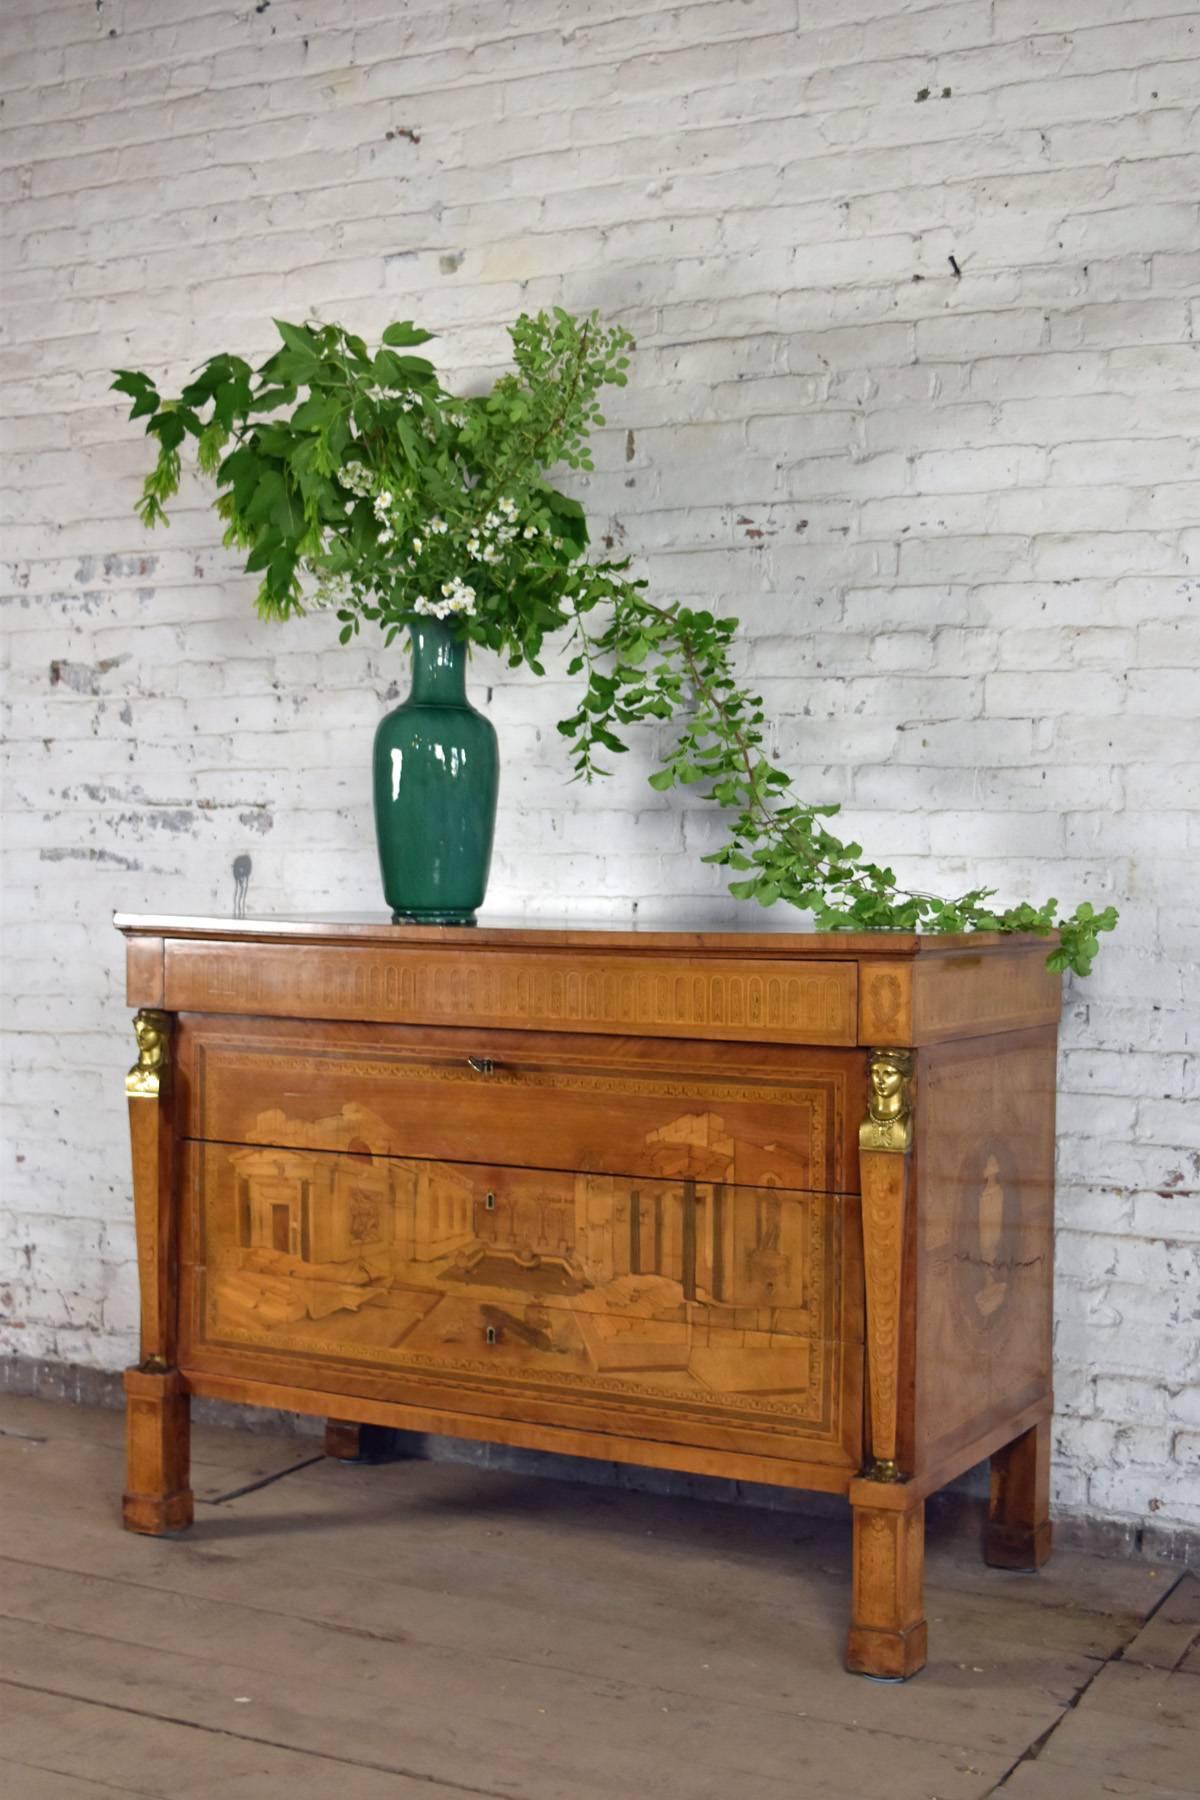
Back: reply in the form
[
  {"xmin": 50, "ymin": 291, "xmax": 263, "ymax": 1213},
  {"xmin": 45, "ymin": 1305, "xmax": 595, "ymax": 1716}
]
[{"xmin": 115, "ymin": 914, "xmax": 1060, "ymax": 1679}]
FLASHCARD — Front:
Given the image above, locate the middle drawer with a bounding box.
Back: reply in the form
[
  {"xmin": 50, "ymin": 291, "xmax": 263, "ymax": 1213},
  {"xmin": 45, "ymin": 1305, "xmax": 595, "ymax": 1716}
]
[{"xmin": 177, "ymin": 1014, "xmax": 864, "ymax": 1193}]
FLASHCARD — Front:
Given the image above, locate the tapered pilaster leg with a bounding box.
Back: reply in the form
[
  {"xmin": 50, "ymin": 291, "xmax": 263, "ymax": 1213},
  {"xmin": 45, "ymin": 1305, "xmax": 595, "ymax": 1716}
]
[
  {"xmin": 846, "ymin": 1497, "xmax": 927, "ymax": 1680},
  {"xmin": 985, "ymin": 1417, "xmax": 1052, "ymax": 1570},
  {"xmin": 123, "ymin": 1010, "xmax": 190, "ymax": 1535},
  {"xmin": 123, "ymin": 1366, "xmax": 193, "ymax": 1535}
]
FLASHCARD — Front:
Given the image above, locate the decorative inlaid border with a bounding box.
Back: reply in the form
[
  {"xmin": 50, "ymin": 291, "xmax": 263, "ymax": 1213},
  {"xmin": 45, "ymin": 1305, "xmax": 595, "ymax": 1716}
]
[
  {"xmin": 166, "ymin": 941, "xmax": 858, "ymax": 1045},
  {"xmin": 203, "ymin": 1320, "xmax": 833, "ymax": 1428}
]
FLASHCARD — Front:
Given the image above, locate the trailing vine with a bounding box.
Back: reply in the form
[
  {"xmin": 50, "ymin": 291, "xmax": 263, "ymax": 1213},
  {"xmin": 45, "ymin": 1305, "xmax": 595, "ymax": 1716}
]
[{"xmin": 114, "ymin": 310, "xmax": 1117, "ymax": 976}]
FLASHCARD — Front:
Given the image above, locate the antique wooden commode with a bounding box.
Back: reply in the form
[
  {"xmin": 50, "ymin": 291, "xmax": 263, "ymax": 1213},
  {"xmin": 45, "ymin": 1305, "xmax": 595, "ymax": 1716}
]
[{"xmin": 116, "ymin": 913, "xmax": 1059, "ymax": 1678}]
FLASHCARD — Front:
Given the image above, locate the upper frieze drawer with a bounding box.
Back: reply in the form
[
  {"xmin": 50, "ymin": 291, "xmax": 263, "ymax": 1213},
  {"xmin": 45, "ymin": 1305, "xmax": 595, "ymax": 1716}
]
[{"xmin": 163, "ymin": 940, "xmax": 858, "ymax": 1047}]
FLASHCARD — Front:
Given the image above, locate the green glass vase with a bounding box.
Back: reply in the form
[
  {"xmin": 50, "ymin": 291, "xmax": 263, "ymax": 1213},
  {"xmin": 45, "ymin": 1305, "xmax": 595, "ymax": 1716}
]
[{"xmin": 372, "ymin": 617, "xmax": 499, "ymax": 925}]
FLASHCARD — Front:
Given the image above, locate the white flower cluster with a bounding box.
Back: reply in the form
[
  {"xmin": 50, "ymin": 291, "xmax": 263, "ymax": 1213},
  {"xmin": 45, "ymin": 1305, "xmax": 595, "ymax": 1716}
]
[
  {"xmin": 466, "ymin": 495, "xmax": 534, "ymax": 565},
  {"xmin": 338, "ymin": 460, "xmax": 375, "ymax": 497},
  {"xmin": 413, "ymin": 575, "xmax": 477, "ymax": 620},
  {"xmin": 373, "ymin": 488, "xmax": 395, "ymax": 543},
  {"xmin": 333, "ymin": 462, "xmax": 424, "ymax": 554}
]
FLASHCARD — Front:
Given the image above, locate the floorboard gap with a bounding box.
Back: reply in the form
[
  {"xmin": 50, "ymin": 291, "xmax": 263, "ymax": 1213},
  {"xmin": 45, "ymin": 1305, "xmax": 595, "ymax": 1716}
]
[
  {"xmin": 0, "ymin": 1677, "xmax": 512, "ymax": 1799},
  {"xmin": 200, "ymin": 1454, "xmax": 327, "ymax": 1505},
  {"xmin": 0, "ymin": 1751, "xmax": 164, "ymax": 1799},
  {"xmin": 983, "ymin": 1565, "xmax": 1189, "ymax": 1794}
]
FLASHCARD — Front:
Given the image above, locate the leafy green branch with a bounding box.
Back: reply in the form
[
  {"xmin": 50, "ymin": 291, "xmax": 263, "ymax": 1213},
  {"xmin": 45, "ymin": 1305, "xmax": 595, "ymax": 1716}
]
[
  {"xmin": 557, "ymin": 587, "xmax": 1116, "ymax": 975},
  {"xmin": 113, "ymin": 310, "xmax": 1117, "ymax": 977}
]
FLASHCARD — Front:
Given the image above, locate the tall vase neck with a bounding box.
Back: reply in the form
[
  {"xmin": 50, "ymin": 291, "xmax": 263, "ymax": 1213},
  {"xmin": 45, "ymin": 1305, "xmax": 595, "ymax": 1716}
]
[{"xmin": 408, "ymin": 617, "xmax": 469, "ymax": 704}]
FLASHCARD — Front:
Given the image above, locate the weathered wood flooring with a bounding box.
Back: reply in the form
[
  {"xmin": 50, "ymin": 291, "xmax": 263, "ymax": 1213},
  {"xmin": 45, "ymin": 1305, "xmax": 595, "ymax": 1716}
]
[{"xmin": 0, "ymin": 1394, "xmax": 1196, "ymax": 1799}]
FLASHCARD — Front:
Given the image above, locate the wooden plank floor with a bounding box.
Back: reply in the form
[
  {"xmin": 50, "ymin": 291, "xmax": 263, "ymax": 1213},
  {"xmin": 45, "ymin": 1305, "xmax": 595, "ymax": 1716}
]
[{"xmin": 0, "ymin": 1395, "xmax": 1196, "ymax": 1799}]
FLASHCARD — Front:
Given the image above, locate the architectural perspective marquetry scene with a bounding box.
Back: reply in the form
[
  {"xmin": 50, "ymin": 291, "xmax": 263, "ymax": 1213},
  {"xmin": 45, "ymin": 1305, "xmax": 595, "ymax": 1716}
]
[
  {"xmin": 113, "ymin": 917, "xmax": 1063, "ymax": 1680},
  {"xmin": 195, "ymin": 1119, "xmax": 845, "ymax": 1430}
]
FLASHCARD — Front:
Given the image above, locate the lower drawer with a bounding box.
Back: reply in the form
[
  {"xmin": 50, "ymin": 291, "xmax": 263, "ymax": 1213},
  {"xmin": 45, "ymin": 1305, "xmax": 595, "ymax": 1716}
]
[{"xmin": 180, "ymin": 1140, "xmax": 864, "ymax": 1469}]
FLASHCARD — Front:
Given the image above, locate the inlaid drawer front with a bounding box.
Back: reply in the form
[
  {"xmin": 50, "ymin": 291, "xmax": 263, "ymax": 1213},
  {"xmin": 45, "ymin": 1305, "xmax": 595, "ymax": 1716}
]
[
  {"xmin": 181, "ymin": 1142, "xmax": 863, "ymax": 1463},
  {"xmin": 180, "ymin": 1019, "xmax": 864, "ymax": 1193},
  {"xmin": 164, "ymin": 939, "xmax": 858, "ymax": 1045}
]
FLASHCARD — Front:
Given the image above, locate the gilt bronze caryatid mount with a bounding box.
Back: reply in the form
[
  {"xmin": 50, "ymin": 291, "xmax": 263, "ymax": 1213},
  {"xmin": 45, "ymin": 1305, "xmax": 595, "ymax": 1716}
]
[
  {"xmin": 126, "ymin": 1009, "xmax": 172, "ymax": 1098},
  {"xmin": 859, "ymin": 1047, "xmax": 914, "ymax": 1155}
]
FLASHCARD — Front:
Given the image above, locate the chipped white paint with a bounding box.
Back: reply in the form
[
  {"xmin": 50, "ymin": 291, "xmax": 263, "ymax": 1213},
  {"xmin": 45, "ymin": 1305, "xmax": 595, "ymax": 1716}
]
[{"xmin": 1, "ymin": 0, "xmax": 1197, "ymax": 1548}]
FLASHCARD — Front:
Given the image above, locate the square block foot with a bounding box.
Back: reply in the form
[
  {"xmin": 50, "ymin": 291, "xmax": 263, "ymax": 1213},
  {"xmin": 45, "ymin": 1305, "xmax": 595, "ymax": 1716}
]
[
  {"xmin": 984, "ymin": 1519, "xmax": 1053, "ymax": 1570},
  {"xmin": 845, "ymin": 1620, "xmax": 928, "ymax": 1681},
  {"xmin": 123, "ymin": 1489, "xmax": 194, "ymax": 1536},
  {"xmin": 324, "ymin": 1421, "xmax": 416, "ymax": 1463}
]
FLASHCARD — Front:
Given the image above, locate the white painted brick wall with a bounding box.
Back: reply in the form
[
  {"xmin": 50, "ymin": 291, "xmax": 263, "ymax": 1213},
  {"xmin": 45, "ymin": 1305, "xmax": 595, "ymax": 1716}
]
[{"xmin": 1, "ymin": 0, "xmax": 1196, "ymax": 1545}]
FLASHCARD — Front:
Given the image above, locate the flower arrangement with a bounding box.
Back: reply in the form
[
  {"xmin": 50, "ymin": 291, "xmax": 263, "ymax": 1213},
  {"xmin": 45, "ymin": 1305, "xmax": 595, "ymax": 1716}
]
[{"xmin": 113, "ymin": 310, "xmax": 1116, "ymax": 975}]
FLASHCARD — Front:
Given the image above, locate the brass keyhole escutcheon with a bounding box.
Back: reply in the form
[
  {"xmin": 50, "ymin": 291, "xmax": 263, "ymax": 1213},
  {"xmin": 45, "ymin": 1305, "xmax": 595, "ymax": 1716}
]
[
  {"xmin": 485, "ymin": 1325, "xmax": 497, "ymax": 1345},
  {"xmin": 485, "ymin": 1190, "xmax": 496, "ymax": 1211}
]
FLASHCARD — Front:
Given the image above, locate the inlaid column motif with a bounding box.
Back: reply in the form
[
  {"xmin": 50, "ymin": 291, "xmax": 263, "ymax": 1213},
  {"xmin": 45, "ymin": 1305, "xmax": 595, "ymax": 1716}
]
[
  {"xmin": 123, "ymin": 1008, "xmax": 192, "ymax": 1535},
  {"xmin": 858, "ymin": 1047, "xmax": 914, "ymax": 1481}
]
